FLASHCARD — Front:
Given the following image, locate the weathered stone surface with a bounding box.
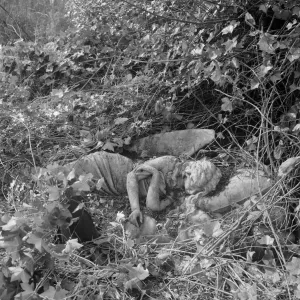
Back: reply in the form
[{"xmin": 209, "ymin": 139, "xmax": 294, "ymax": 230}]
[
  {"xmin": 129, "ymin": 129, "xmax": 215, "ymax": 157},
  {"xmin": 187, "ymin": 169, "xmax": 273, "ymax": 214}
]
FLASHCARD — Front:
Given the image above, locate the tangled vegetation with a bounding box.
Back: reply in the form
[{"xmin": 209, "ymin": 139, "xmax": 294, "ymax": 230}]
[{"xmin": 1, "ymin": 0, "xmax": 300, "ymax": 299}]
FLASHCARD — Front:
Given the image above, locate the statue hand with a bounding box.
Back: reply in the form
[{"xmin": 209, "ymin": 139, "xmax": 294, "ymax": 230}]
[
  {"xmin": 129, "ymin": 209, "xmax": 143, "ymax": 227},
  {"xmin": 135, "ymin": 164, "xmax": 158, "ymax": 175}
]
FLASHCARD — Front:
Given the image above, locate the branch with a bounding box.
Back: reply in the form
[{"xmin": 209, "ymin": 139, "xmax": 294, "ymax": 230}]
[
  {"xmin": 0, "ymin": 3, "xmax": 32, "ymax": 41},
  {"xmin": 121, "ymin": 0, "xmax": 235, "ymax": 27}
]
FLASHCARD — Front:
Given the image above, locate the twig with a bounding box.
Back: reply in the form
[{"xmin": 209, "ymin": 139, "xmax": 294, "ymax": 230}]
[{"xmin": 121, "ymin": 0, "xmax": 235, "ymax": 27}]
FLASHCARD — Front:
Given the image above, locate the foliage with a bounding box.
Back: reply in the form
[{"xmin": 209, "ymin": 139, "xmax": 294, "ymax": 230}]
[{"xmin": 1, "ymin": 0, "xmax": 300, "ymax": 299}]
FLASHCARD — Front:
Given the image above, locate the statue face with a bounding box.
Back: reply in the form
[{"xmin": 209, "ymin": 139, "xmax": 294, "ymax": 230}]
[{"xmin": 182, "ymin": 160, "xmax": 221, "ymax": 195}]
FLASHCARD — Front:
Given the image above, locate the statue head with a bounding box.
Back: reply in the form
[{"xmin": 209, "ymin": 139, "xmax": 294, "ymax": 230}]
[{"xmin": 183, "ymin": 158, "xmax": 221, "ymax": 195}]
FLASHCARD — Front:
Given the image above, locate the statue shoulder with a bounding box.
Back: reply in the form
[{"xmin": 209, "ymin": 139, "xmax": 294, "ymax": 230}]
[{"xmin": 143, "ymin": 156, "xmax": 179, "ymax": 173}]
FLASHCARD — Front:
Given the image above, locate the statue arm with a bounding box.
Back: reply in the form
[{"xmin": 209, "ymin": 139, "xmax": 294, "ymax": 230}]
[{"xmin": 126, "ymin": 171, "xmax": 141, "ymax": 212}]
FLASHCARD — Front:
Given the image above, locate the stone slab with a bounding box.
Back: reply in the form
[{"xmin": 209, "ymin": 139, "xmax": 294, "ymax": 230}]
[{"xmin": 129, "ymin": 129, "xmax": 215, "ymax": 157}]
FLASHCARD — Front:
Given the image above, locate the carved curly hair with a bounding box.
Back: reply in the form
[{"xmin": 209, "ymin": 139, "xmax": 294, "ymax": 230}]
[{"xmin": 183, "ymin": 158, "xmax": 221, "ymax": 195}]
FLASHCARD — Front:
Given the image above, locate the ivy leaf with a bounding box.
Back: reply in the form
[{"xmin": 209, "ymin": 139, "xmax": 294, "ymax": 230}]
[
  {"xmin": 221, "ymin": 97, "xmax": 233, "ymax": 112},
  {"xmin": 54, "ymin": 287, "xmax": 69, "ymax": 299},
  {"xmin": 278, "ymin": 156, "xmax": 300, "ymax": 177},
  {"xmin": 257, "ymin": 235, "xmax": 274, "ymax": 245},
  {"xmin": 48, "ymin": 186, "xmax": 60, "ymax": 201},
  {"xmin": 72, "ymin": 181, "xmax": 90, "ymax": 192},
  {"xmin": 123, "ymin": 136, "xmax": 131, "ymax": 145},
  {"xmin": 15, "ymin": 282, "xmax": 34, "ymax": 300},
  {"xmin": 292, "ymin": 124, "xmax": 300, "ymax": 132},
  {"xmin": 257, "ymin": 64, "xmax": 273, "ymax": 78},
  {"xmin": 245, "ymin": 12, "xmax": 256, "ymax": 26},
  {"xmin": 71, "ymin": 202, "xmax": 85, "ymax": 213},
  {"xmin": 124, "ymin": 277, "xmax": 142, "ymax": 291},
  {"xmin": 250, "ymin": 78, "xmax": 260, "ymax": 90},
  {"xmin": 67, "ymin": 169, "xmax": 76, "ymax": 181},
  {"xmin": 221, "ymin": 21, "xmax": 240, "ymax": 35},
  {"xmin": 191, "ymin": 44, "xmax": 205, "ymax": 55},
  {"xmin": 258, "ymin": 34, "xmax": 276, "ymax": 54},
  {"xmin": 223, "ymin": 36, "xmax": 238, "ymax": 53},
  {"xmin": 8, "ymin": 267, "xmax": 24, "ymax": 282},
  {"xmin": 51, "ymin": 89, "xmax": 64, "ymax": 98},
  {"xmin": 270, "ymin": 72, "xmax": 281, "ymax": 83},
  {"xmin": 96, "ymin": 177, "xmax": 105, "ymax": 190},
  {"xmin": 288, "ymin": 48, "xmax": 300, "ymax": 62},
  {"xmin": 201, "ymin": 221, "xmax": 223, "ymax": 237},
  {"xmin": 129, "ymin": 263, "xmax": 149, "ymax": 280},
  {"xmin": 259, "ymin": 4, "xmax": 268, "ymax": 13},
  {"xmin": 114, "ymin": 117, "xmax": 128, "ymax": 125},
  {"xmin": 40, "ymin": 286, "xmax": 56, "ymax": 299},
  {"xmin": 274, "ymin": 142, "xmax": 284, "ymax": 160},
  {"xmin": 27, "ymin": 233, "xmax": 43, "ymax": 252},
  {"xmin": 286, "ymin": 257, "xmax": 300, "ymax": 275},
  {"xmin": 63, "ymin": 239, "xmax": 83, "ymax": 254},
  {"xmin": 292, "ymin": 7, "xmax": 300, "ymax": 17},
  {"xmin": 216, "ymin": 132, "xmax": 225, "ymax": 139},
  {"xmin": 102, "ymin": 141, "xmax": 116, "ymax": 152},
  {"xmin": 231, "ymin": 57, "xmax": 240, "ymax": 68},
  {"xmin": 1, "ymin": 217, "xmax": 19, "ymax": 231}
]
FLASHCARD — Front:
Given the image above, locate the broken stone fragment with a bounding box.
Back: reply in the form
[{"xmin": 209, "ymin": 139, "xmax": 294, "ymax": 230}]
[
  {"xmin": 129, "ymin": 129, "xmax": 215, "ymax": 157},
  {"xmin": 188, "ymin": 169, "xmax": 273, "ymax": 214}
]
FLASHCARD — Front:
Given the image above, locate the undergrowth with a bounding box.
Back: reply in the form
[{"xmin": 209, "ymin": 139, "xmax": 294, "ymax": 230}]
[{"xmin": 1, "ymin": 0, "xmax": 300, "ymax": 299}]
